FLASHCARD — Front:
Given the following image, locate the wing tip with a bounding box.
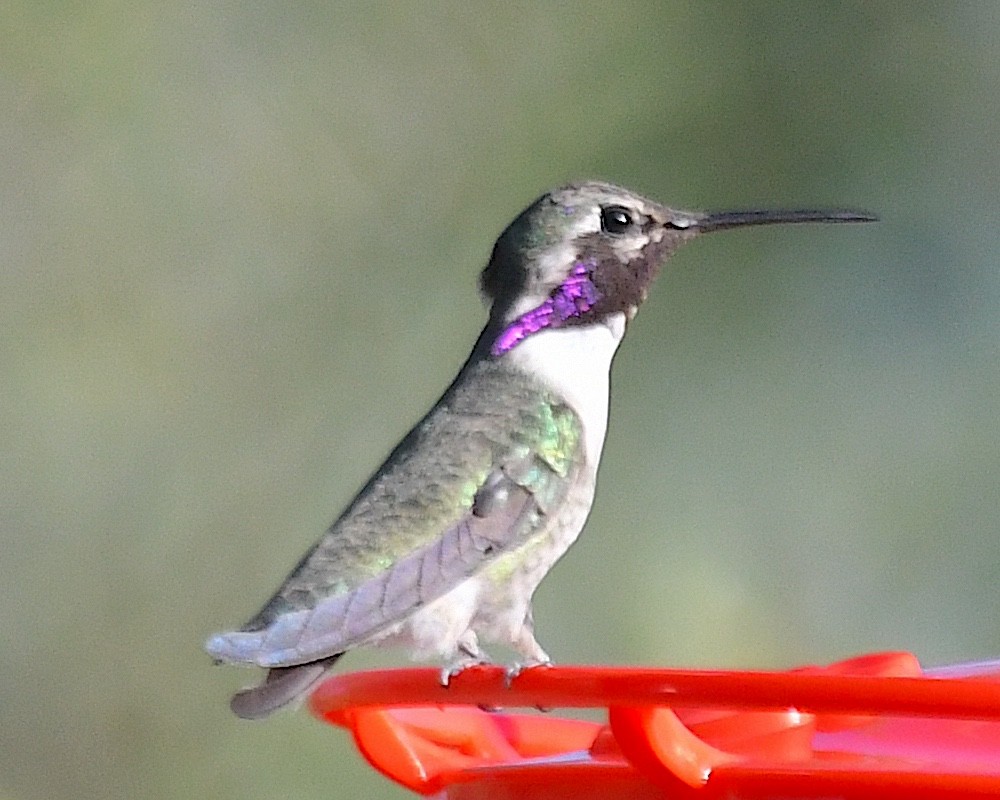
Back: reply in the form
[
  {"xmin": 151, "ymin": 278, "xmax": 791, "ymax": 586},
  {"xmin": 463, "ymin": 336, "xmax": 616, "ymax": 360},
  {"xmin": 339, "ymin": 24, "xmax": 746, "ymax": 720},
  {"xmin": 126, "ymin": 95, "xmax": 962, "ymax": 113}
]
[{"xmin": 204, "ymin": 630, "xmax": 266, "ymax": 664}]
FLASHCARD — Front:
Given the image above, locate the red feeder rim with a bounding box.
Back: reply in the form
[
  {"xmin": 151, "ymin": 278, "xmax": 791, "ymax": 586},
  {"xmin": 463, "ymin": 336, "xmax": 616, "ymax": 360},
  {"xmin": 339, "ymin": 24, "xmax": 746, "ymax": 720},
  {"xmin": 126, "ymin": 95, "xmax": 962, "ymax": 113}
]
[{"xmin": 308, "ymin": 651, "xmax": 1000, "ymax": 799}]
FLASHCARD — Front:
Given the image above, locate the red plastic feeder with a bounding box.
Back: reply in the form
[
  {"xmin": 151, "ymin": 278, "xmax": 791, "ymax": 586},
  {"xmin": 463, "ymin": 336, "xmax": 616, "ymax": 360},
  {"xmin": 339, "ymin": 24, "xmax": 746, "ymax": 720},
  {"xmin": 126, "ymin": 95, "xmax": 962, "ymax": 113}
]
[{"xmin": 309, "ymin": 652, "xmax": 1000, "ymax": 799}]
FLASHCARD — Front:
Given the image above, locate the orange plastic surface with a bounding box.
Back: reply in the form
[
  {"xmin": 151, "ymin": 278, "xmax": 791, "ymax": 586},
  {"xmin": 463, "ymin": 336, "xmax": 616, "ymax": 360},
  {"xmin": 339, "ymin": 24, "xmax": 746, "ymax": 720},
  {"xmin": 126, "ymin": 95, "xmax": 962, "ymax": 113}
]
[{"xmin": 309, "ymin": 652, "xmax": 1000, "ymax": 799}]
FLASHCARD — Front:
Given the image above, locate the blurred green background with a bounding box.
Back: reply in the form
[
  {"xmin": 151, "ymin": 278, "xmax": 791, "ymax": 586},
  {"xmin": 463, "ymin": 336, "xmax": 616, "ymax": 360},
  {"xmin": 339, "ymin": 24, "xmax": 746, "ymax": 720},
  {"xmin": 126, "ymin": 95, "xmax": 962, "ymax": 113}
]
[{"xmin": 4, "ymin": 2, "xmax": 1000, "ymax": 798}]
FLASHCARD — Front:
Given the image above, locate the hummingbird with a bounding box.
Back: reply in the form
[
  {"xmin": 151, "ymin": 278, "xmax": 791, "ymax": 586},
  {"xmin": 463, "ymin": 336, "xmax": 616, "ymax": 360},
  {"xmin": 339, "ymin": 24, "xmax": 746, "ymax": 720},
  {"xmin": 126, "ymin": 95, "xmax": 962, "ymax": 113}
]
[{"xmin": 205, "ymin": 181, "xmax": 874, "ymax": 718}]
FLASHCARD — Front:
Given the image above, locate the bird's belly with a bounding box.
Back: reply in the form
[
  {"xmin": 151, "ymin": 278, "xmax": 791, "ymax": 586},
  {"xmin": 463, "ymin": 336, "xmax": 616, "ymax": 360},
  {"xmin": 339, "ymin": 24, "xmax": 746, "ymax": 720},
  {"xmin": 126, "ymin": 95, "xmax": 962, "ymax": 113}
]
[{"xmin": 372, "ymin": 578, "xmax": 482, "ymax": 661}]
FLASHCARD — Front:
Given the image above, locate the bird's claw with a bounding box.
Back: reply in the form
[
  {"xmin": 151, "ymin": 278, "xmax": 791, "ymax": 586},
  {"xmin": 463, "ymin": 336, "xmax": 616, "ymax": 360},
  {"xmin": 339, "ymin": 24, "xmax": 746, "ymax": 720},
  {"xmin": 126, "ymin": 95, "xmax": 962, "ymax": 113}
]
[
  {"xmin": 503, "ymin": 658, "xmax": 552, "ymax": 688},
  {"xmin": 439, "ymin": 657, "xmax": 491, "ymax": 687}
]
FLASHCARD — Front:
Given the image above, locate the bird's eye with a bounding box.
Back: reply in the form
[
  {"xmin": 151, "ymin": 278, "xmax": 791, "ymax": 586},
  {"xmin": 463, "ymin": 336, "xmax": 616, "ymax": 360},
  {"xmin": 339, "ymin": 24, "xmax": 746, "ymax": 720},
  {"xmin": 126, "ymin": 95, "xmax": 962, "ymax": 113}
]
[{"xmin": 600, "ymin": 206, "xmax": 634, "ymax": 235}]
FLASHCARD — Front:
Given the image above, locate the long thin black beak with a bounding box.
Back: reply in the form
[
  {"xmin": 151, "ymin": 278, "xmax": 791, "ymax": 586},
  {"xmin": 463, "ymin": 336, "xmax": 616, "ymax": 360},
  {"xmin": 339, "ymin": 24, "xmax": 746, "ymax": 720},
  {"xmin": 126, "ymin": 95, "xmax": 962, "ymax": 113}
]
[{"xmin": 693, "ymin": 208, "xmax": 877, "ymax": 233}]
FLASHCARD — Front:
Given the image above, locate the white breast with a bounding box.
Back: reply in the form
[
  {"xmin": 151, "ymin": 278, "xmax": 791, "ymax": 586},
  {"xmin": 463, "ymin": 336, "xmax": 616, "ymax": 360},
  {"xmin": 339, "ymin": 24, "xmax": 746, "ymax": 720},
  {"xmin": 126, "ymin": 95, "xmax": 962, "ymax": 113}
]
[{"xmin": 504, "ymin": 313, "xmax": 627, "ymax": 469}]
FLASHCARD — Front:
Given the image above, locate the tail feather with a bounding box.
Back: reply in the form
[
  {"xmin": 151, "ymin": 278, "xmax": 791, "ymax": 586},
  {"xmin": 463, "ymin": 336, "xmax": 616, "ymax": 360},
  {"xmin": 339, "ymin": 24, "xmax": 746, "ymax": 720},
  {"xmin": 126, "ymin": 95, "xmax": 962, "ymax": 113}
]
[{"xmin": 230, "ymin": 654, "xmax": 342, "ymax": 720}]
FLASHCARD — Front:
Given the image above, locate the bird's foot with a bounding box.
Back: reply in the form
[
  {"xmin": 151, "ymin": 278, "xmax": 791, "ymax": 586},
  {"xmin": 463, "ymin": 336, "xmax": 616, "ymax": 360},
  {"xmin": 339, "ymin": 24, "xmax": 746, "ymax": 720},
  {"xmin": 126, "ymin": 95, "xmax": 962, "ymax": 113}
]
[
  {"xmin": 439, "ymin": 656, "xmax": 492, "ymax": 687},
  {"xmin": 504, "ymin": 657, "xmax": 552, "ymax": 689}
]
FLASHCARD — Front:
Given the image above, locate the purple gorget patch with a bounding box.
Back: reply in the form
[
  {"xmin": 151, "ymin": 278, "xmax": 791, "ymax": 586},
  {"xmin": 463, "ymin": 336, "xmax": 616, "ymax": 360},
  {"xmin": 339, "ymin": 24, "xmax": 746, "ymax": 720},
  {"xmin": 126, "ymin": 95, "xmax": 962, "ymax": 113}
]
[{"xmin": 491, "ymin": 260, "xmax": 601, "ymax": 356}]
